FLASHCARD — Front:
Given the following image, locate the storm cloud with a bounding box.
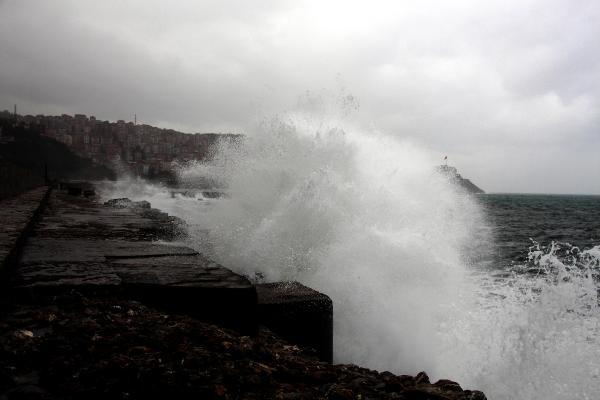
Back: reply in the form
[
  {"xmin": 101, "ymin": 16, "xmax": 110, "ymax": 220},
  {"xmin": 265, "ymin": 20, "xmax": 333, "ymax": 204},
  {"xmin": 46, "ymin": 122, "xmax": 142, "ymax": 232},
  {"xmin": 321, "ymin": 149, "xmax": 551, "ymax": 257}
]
[{"xmin": 1, "ymin": 0, "xmax": 599, "ymax": 193}]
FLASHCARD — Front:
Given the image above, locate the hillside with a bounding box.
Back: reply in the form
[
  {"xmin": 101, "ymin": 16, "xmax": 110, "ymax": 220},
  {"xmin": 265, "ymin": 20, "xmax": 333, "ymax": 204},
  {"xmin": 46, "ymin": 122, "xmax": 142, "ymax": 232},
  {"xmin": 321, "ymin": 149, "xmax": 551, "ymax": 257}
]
[{"xmin": 0, "ymin": 118, "xmax": 114, "ymax": 199}]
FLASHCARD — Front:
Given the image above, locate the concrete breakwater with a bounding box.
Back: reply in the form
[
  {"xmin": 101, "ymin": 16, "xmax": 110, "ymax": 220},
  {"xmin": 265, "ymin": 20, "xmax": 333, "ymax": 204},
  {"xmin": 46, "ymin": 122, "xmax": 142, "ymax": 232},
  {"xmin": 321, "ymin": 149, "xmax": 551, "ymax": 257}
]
[
  {"xmin": 0, "ymin": 184, "xmax": 486, "ymax": 399},
  {"xmin": 0, "ymin": 186, "xmax": 50, "ymax": 278}
]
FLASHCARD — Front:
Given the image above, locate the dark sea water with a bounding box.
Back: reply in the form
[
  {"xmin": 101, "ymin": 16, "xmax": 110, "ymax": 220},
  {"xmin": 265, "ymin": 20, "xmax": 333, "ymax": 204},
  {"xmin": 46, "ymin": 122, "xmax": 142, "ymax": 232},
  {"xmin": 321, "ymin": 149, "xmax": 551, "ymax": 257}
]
[{"xmin": 478, "ymin": 193, "xmax": 600, "ymax": 267}]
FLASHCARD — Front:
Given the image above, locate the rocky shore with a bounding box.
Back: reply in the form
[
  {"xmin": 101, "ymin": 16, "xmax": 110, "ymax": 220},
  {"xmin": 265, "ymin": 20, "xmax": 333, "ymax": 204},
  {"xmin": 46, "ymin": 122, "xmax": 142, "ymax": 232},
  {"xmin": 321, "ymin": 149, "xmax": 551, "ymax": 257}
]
[
  {"xmin": 0, "ymin": 292, "xmax": 485, "ymax": 400},
  {"xmin": 0, "ymin": 185, "xmax": 486, "ymax": 400}
]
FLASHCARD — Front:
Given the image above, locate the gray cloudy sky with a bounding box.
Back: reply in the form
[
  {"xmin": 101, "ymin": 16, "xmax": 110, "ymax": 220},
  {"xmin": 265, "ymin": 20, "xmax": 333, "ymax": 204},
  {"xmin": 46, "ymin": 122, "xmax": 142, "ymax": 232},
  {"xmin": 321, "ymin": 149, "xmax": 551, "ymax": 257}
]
[{"xmin": 1, "ymin": 0, "xmax": 599, "ymax": 194}]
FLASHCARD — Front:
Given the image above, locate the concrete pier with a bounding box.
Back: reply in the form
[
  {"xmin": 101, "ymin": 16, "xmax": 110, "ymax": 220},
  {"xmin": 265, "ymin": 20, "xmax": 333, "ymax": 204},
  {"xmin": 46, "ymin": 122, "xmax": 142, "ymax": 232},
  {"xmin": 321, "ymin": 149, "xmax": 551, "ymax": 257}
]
[
  {"xmin": 8, "ymin": 187, "xmax": 257, "ymax": 335},
  {"xmin": 1, "ymin": 184, "xmax": 333, "ymax": 355}
]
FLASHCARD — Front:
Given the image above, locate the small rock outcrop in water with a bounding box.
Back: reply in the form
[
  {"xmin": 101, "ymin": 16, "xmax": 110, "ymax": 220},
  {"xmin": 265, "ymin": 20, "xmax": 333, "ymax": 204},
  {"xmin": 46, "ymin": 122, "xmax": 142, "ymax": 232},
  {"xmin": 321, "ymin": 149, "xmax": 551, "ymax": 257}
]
[{"xmin": 436, "ymin": 165, "xmax": 485, "ymax": 194}]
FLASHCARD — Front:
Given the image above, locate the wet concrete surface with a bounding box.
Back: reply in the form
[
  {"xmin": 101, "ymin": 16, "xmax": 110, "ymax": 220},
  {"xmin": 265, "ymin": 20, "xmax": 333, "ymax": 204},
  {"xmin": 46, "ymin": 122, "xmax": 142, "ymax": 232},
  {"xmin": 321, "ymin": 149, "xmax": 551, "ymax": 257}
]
[
  {"xmin": 10, "ymin": 189, "xmax": 256, "ymax": 334},
  {"xmin": 0, "ymin": 187, "xmax": 50, "ymax": 277}
]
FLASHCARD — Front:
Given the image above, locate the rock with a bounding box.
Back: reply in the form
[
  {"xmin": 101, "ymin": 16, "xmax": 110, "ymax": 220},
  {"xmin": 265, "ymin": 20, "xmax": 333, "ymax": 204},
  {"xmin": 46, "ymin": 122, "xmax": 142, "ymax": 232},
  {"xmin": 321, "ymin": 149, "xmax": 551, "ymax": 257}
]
[
  {"xmin": 325, "ymin": 385, "xmax": 353, "ymax": 400},
  {"xmin": 415, "ymin": 371, "xmax": 430, "ymax": 384},
  {"xmin": 103, "ymin": 198, "xmax": 151, "ymax": 209},
  {"xmin": 434, "ymin": 379, "xmax": 463, "ymax": 392},
  {"xmin": 202, "ymin": 191, "xmax": 224, "ymax": 199},
  {"xmin": 12, "ymin": 371, "xmax": 40, "ymax": 386},
  {"xmin": 13, "ymin": 329, "xmax": 34, "ymax": 339},
  {"xmin": 104, "ymin": 198, "xmax": 132, "ymax": 208},
  {"xmin": 2, "ymin": 384, "xmax": 47, "ymax": 399},
  {"xmin": 131, "ymin": 200, "xmax": 151, "ymax": 209},
  {"xmin": 464, "ymin": 391, "xmax": 488, "ymax": 400}
]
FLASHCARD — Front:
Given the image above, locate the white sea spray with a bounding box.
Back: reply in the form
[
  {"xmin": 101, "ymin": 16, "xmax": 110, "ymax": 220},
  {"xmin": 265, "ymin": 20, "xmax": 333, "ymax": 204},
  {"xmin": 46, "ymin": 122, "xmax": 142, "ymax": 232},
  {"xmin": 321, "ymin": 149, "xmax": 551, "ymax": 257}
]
[{"xmin": 99, "ymin": 115, "xmax": 600, "ymax": 400}]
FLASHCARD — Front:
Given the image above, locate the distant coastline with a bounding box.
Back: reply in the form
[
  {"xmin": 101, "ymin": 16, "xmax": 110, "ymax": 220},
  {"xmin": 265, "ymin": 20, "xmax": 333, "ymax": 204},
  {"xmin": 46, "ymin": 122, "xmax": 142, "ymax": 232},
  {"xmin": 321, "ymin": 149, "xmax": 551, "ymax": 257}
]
[{"xmin": 0, "ymin": 110, "xmax": 239, "ymax": 181}]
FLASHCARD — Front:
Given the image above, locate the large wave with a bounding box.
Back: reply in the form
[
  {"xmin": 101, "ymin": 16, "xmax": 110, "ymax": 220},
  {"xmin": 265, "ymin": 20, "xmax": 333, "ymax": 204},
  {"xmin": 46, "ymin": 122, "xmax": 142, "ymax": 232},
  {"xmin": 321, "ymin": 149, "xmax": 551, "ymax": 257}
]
[
  {"xmin": 147, "ymin": 112, "xmax": 488, "ymax": 375},
  {"xmin": 99, "ymin": 113, "xmax": 600, "ymax": 400}
]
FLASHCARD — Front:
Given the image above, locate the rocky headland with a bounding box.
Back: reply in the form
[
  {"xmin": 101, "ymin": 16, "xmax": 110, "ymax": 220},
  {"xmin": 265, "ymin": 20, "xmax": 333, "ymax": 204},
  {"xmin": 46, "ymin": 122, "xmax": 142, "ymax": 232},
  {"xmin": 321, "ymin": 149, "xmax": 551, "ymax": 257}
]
[{"xmin": 436, "ymin": 165, "xmax": 484, "ymax": 194}]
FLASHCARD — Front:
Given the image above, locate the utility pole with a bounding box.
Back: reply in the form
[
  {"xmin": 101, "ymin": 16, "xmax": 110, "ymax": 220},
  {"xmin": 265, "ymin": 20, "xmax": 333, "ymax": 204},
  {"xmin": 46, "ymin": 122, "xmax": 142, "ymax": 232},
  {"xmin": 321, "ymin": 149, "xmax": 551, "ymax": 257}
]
[
  {"xmin": 134, "ymin": 114, "xmax": 137, "ymax": 125},
  {"xmin": 13, "ymin": 104, "xmax": 17, "ymax": 120}
]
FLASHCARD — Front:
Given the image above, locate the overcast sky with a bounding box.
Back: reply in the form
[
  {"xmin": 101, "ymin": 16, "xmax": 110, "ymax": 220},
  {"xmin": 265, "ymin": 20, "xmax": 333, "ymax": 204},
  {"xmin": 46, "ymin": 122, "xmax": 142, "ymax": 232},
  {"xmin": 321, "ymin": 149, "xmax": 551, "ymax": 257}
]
[{"xmin": 1, "ymin": 0, "xmax": 599, "ymax": 194}]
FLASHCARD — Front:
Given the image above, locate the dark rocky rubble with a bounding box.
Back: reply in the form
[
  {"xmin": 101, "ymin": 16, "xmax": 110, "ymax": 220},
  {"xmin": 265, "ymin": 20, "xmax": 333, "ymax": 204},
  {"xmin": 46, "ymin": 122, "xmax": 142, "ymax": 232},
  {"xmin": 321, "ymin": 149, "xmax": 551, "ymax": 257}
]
[{"xmin": 0, "ymin": 292, "xmax": 485, "ymax": 400}]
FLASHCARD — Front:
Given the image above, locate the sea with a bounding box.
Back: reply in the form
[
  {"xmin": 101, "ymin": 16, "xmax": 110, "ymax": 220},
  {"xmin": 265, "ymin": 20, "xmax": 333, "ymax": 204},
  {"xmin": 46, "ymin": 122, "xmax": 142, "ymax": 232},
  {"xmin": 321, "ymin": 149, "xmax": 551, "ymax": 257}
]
[
  {"xmin": 481, "ymin": 194, "xmax": 600, "ymax": 268},
  {"xmin": 99, "ymin": 120, "xmax": 600, "ymax": 400}
]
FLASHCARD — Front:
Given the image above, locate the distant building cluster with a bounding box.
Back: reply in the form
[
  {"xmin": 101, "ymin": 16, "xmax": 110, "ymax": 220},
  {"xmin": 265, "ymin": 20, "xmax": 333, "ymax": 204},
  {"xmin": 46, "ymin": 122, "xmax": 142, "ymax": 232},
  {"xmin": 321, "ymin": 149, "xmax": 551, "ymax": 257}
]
[{"xmin": 0, "ymin": 110, "xmax": 239, "ymax": 176}]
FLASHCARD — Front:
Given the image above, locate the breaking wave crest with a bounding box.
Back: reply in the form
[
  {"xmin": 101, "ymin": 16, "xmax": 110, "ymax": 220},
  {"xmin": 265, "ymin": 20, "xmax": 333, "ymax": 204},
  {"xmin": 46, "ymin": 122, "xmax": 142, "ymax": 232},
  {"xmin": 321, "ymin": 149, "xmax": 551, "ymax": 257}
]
[{"xmin": 459, "ymin": 241, "xmax": 600, "ymax": 399}]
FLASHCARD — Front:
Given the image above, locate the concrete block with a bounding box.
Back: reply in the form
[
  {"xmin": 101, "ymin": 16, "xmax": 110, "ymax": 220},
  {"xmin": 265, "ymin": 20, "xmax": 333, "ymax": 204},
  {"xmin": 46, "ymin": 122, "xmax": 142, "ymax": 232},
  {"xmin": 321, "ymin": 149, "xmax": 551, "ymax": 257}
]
[
  {"xmin": 111, "ymin": 255, "xmax": 257, "ymax": 335},
  {"xmin": 257, "ymin": 282, "xmax": 333, "ymax": 362}
]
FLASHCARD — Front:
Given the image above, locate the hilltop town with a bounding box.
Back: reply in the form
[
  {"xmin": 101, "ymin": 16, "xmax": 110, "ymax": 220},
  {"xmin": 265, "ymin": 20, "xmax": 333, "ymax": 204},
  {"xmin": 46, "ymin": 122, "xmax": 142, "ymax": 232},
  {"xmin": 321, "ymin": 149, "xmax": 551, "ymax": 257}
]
[{"xmin": 0, "ymin": 110, "xmax": 240, "ymax": 178}]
